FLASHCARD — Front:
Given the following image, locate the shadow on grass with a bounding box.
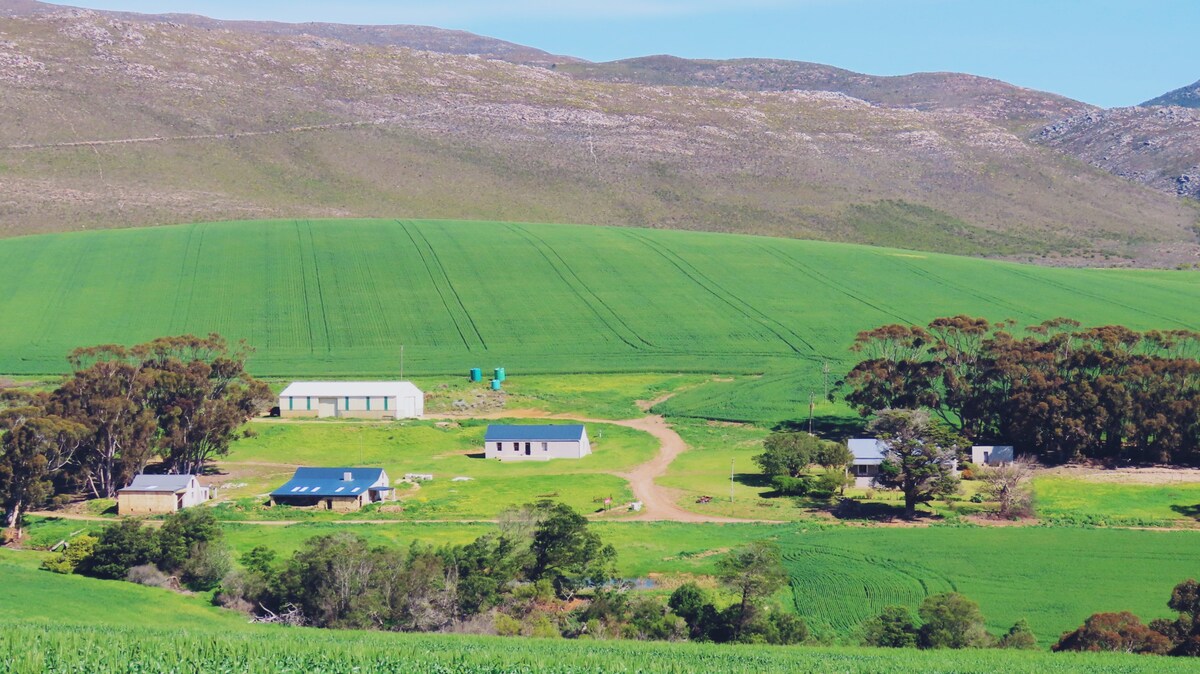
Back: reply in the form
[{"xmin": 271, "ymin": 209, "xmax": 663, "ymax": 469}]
[
  {"xmin": 829, "ymin": 499, "xmax": 912, "ymax": 522},
  {"xmin": 773, "ymin": 415, "xmax": 867, "ymax": 440},
  {"xmin": 464, "ymin": 452, "xmax": 487, "ymax": 459},
  {"xmin": 1170, "ymin": 504, "xmax": 1200, "ymax": 520},
  {"xmin": 733, "ymin": 472, "xmax": 772, "ymax": 489}
]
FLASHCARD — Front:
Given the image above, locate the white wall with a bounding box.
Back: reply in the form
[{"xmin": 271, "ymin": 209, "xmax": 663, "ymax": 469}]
[{"xmin": 485, "ymin": 439, "xmax": 587, "ymax": 461}]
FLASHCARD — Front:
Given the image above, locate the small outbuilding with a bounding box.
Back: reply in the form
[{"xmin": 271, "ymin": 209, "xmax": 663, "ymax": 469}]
[
  {"xmin": 117, "ymin": 474, "xmax": 210, "ymax": 515},
  {"xmin": 848, "ymin": 438, "xmax": 888, "ymax": 488},
  {"xmin": 484, "ymin": 424, "xmax": 591, "ymax": 461},
  {"xmin": 278, "ymin": 381, "xmax": 424, "ymax": 419},
  {"xmin": 269, "ymin": 467, "xmax": 393, "ymax": 512},
  {"xmin": 971, "ymin": 445, "xmax": 1015, "ymax": 466}
]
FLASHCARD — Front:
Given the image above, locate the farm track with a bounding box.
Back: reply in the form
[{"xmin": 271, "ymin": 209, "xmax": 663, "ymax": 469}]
[
  {"xmin": 620, "ymin": 229, "xmax": 818, "ymax": 358},
  {"xmin": 0, "ymin": 120, "xmax": 385, "ymax": 151},
  {"xmin": 425, "ymin": 408, "xmax": 776, "ymax": 524}
]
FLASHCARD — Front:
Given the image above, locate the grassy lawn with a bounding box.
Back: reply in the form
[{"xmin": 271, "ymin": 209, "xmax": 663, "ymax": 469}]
[
  {"xmin": 1034, "ymin": 476, "xmax": 1200, "ymax": 526},
  {"xmin": 212, "ymin": 418, "xmax": 655, "ymax": 519}
]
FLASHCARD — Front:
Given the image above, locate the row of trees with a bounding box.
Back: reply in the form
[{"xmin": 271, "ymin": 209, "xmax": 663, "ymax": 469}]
[
  {"xmin": 861, "ymin": 593, "xmax": 1036, "ymax": 650},
  {"xmin": 754, "ymin": 431, "xmax": 852, "ymax": 497},
  {"xmin": 0, "ymin": 335, "xmax": 270, "ymax": 533},
  {"xmin": 843, "ymin": 317, "xmax": 1200, "ymax": 465},
  {"xmin": 1055, "ymin": 579, "xmax": 1200, "ymax": 656}
]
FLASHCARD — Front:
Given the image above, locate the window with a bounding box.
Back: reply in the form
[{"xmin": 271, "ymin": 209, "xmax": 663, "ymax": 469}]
[
  {"xmin": 307, "ymin": 397, "xmax": 312, "ymax": 410},
  {"xmin": 513, "ymin": 442, "xmax": 520, "ymax": 452},
  {"xmin": 856, "ymin": 465, "xmax": 870, "ymax": 476},
  {"xmin": 345, "ymin": 396, "xmax": 350, "ymax": 410},
  {"xmin": 288, "ymin": 396, "xmax": 294, "ymax": 411},
  {"xmin": 543, "ymin": 442, "xmax": 548, "ymax": 452},
  {"xmin": 384, "ymin": 397, "xmax": 389, "ymax": 411},
  {"xmin": 366, "ymin": 397, "xmax": 371, "ymax": 411}
]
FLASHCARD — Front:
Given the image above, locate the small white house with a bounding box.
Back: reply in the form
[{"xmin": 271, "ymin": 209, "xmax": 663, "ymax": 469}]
[
  {"xmin": 117, "ymin": 474, "xmax": 210, "ymax": 515},
  {"xmin": 278, "ymin": 381, "xmax": 423, "ymax": 419},
  {"xmin": 484, "ymin": 424, "xmax": 591, "ymax": 461},
  {"xmin": 971, "ymin": 445, "xmax": 1015, "ymax": 466},
  {"xmin": 848, "ymin": 438, "xmax": 888, "ymax": 488}
]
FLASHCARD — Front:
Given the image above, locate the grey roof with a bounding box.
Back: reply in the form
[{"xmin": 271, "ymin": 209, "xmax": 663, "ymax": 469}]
[
  {"xmin": 270, "ymin": 467, "xmax": 388, "ymax": 498},
  {"xmin": 485, "ymin": 424, "xmax": 587, "ymax": 442},
  {"xmin": 119, "ymin": 474, "xmax": 197, "ymax": 493},
  {"xmin": 848, "ymin": 438, "xmax": 889, "ymax": 465}
]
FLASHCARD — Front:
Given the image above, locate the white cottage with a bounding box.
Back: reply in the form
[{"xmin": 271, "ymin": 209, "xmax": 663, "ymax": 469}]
[
  {"xmin": 848, "ymin": 438, "xmax": 888, "ymax": 488},
  {"xmin": 971, "ymin": 445, "xmax": 1015, "ymax": 466},
  {"xmin": 278, "ymin": 381, "xmax": 424, "ymax": 419},
  {"xmin": 117, "ymin": 474, "xmax": 210, "ymax": 515},
  {"xmin": 484, "ymin": 424, "xmax": 591, "ymax": 461}
]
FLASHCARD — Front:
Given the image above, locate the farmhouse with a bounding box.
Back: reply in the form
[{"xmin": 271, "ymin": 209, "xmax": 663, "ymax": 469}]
[
  {"xmin": 484, "ymin": 424, "xmax": 591, "ymax": 461},
  {"xmin": 278, "ymin": 381, "xmax": 423, "ymax": 419},
  {"xmin": 269, "ymin": 467, "xmax": 393, "ymax": 512},
  {"xmin": 848, "ymin": 438, "xmax": 887, "ymax": 488},
  {"xmin": 117, "ymin": 474, "xmax": 210, "ymax": 515},
  {"xmin": 972, "ymin": 445, "xmax": 1015, "ymax": 466}
]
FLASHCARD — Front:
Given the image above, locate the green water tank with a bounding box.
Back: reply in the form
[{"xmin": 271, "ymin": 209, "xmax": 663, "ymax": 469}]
[
  {"xmin": 490, "ymin": 378, "xmax": 501, "ymax": 391},
  {"xmin": 469, "ymin": 367, "xmax": 482, "ymax": 382},
  {"xmin": 494, "ymin": 367, "xmax": 506, "ymax": 382}
]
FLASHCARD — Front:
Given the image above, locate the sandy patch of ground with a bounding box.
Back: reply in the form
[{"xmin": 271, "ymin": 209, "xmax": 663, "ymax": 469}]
[{"xmin": 1039, "ymin": 465, "xmax": 1200, "ymax": 484}]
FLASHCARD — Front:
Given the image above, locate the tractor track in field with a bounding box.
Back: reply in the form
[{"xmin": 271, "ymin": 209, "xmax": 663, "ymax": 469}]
[
  {"xmin": 304, "ymin": 221, "xmax": 334, "ymax": 353},
  {"xmin": 406, "ymin": 222, "xmax": 488, "ymax": 349},
  {"xmin": 397, "ymin": 220, "xmax": 482, "ymax": 351},
  {"xmin": 756, "ymin": 243, "xmax": 916, "ymax": 327},
  {"xmin": 293, "ymin": 222, "xmax": 318, "ymax": 353},
  {"xmin": 1003, "ymin": 266, "xmax": 1200, "ymax": 331},
  {"xmin": 506, "ymin": 224, "xmax": 653, "ymax": 350},
  {"xmin": 620, "ymin": 229, "xmax": 818, "ymax": 358}
]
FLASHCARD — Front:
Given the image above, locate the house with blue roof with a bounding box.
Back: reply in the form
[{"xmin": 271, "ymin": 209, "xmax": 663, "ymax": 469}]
[
  {"xmin": 484, "ymin": 424, "xmax": 591, "ymax": 461},
  {"xmin": 269, "ymin": 467, "xmax": 392, "ymax": 511}
]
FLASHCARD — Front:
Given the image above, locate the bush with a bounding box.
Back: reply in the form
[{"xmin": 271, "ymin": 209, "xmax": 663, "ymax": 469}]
[
  {"xmin": 861, "ymin": 605, "xmax": 918, "ymax": 648},
  {"xmin": 126, "ymin": 564, "xmax": 172, "ymax": 589},
  {"xmin": 809, "ymin": 469, "xmax": 852, "ymax": 499},
  {"xmin": 1054, "ymin": 611, "xmax": 1171, "ymax": 654},
  {"xmin": 998, "ymin": 618, "xmax": 1038, "ymax": 649},
  {"xmin": 771, "ymin": 475, "xmax": 811, "ymax": 496},
  {"xmin": 494, "ymin": 612, "xmax": 522, "ymax": 637},
  {"xmin": 81, "ymin": 519, "xmax": 158, "ymax": 580},
  {"xmin": 181, "ymin": 541, "xmax": 231, "ymax": 591},
  {"xmin": 918, "ymin": 593, "xmax": 992, "ymax": 649},
  {"xmin": 40, "ymin": 534, "xmax": 98, "ymax": 575}
]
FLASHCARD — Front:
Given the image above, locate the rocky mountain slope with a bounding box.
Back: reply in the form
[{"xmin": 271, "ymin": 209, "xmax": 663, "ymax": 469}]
[
  {"xmin": 0, "ymin": 2, "xmax": 1197, "ymax": 266},
  {"xmin": 1144, "ymin": 79, "xmax": 1200, "ymax": 108},
  {"xmin": 558, "ymin": 56, "xmax": 1090, "ymax": 127},
  {"xmin": 1037, "ymin": 106, "xmax": 1200, "ymax": 200}
]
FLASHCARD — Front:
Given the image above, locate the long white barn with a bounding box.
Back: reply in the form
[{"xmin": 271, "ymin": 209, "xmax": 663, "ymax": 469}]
[{"xmin": 279, "ymin": 381, "xmax": 424, "ymax": 419}]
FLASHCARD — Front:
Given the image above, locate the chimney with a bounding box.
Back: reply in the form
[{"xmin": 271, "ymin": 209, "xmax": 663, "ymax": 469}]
[{"xmin": 343, "ymin": 472, "xmax": 352, "ymax": 481}]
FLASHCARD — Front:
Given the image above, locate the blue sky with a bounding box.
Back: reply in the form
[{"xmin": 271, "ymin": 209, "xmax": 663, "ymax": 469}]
[{"xmin": 67, "ymin": 1, "xmax": 1197, "ymax": 107}]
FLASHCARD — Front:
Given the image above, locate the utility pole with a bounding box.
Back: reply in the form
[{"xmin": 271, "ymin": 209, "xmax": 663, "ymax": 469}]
[
  {"xmin": 400, "ymin": 345, "xmax": 405, "ymax": 381},
  {"xmin": 808, "ymin": 392, "xmax": 816, "ymax": 434},
  {"xmin": 730, "ymin": 458, "xmax": 735, "ymax": 502}
]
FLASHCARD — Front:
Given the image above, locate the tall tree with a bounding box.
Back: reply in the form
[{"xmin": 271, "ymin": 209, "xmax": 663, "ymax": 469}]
[
  {"xmin": 51, "ymin": 351, "xmax": 157, "ymax": 498},
  {"xmin": 0, "ymin": 398, "xmax": 86, "ymax": 534},
  {"xmin": 528, "ymin": 501, "xmax": 616, "ymax": 598},
  {"xmin": 868, "ymin": 409, "xmax": 961, "ymax": 518},
  {"xmin": 136, "ymin": 335, "xmax": 271, "ymax": 475},
  {"xmin": 716, "ymin": 540, "xmax": 788, "ymax": 640},
  {"xmin": 977, "ymin": 457, "xmax": 1036, "ymax": 519}
]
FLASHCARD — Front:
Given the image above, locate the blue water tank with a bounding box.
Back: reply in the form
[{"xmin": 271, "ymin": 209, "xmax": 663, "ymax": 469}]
[
  {"xmin": 494, "ymin": 367, "xmax": 506, "ymax": 382},
  {"xmin": 469, "ymin": 367, "xmax": 482, "ymax": 382},
  {"xmin": 490, "ymin": 378, "xmax": 501, "ymax": 391}
]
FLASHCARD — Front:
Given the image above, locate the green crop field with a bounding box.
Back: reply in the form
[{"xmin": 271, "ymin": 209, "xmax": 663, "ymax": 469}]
[
  {"xmin": 777, "ymin": 527, "xmax": 1200, "ymax": 644},
  {"xmin": 0, "ymin": 218, "xmax": 1197, "ymax": 423}
]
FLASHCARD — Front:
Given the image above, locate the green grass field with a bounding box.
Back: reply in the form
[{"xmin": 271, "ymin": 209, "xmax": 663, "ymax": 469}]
[
  {"xmin": 210, "ymin": 418, "xmax": 655, "ymax": 519},
  {"xmin": 1, "ymin": 218, "xmax": 1197, "ymax": 423},
  {"xmin": 1034, "ymin": 477, "xmax": 1200, "ymax": 526}
]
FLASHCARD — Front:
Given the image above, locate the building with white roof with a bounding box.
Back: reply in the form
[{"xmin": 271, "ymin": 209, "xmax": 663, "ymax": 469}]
[
  {"xmin": 117, "ymin": 474, "xmax": 210, "ymax": 515},
  {"xmin": 278, "ymin": 381, "xmax": 424, "ymax": 419}
]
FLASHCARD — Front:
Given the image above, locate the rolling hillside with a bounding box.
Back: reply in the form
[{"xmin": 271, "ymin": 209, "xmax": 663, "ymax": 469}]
[
  {"xmin": 1144, "ymin": 78, "xmax": 1200, "ymax": 108},
  {"xmin": 0, "ymin": 4, "xmax": 1197, "ymax": 264},
  {"xmin": 2, "ymin": 218, "xmax": 1197, "ymax": 420}
]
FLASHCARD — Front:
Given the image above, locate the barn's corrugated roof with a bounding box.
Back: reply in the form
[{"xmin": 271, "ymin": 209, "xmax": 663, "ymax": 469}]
[
  {"xmin": 485, "ymin": 424, "xmax": 587, "ymax": 442},
  {"xmin": 848, "ymin": 438, "xmax": 889, "ymax": 465},
  {"xmin": 119, "ymin": 474, "xmax": 197, "ymax": 493},
  {"xmin": 270, "ymin": 467, "xmax": 390, "ymax": 498},
  {"xmin": 279, "ymin": 381, "xmax": 422, "ymax": 398}
]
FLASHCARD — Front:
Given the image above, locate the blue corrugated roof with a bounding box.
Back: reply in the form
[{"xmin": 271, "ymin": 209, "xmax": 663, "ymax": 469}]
[
  {"xmin": 848, "ymin": 438, "xmax": 889, "ymax": 464},
  {"xmin": 484, "ymin": 424, "xmax": 586, "ymax": 442},
  {"xmin": 270, "ymin": 467, "xmax": 387, "ymax": 498}
]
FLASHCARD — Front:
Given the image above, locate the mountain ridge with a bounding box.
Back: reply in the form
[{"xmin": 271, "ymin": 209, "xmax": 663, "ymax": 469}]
[{"xmin": 0, "ymin": 1, "xmax": 1197, "ymax": 266}]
